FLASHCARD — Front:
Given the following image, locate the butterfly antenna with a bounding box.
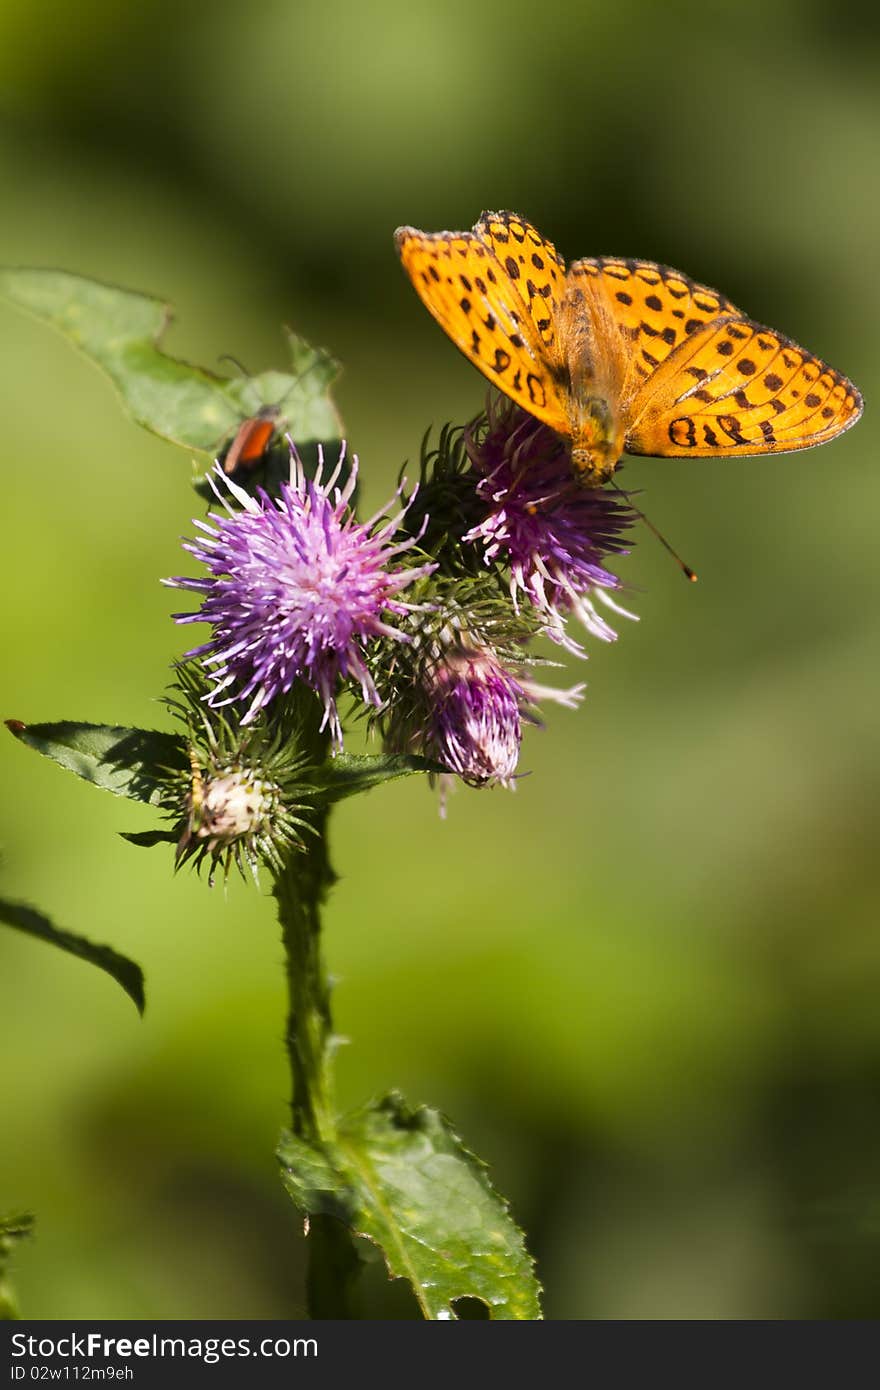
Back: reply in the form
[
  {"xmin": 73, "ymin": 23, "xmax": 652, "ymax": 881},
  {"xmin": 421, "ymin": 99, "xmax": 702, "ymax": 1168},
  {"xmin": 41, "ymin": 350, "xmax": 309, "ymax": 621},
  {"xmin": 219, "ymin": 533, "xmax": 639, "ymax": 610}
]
[{"xmin": 610, "ymin": 478, "xmax": 698, "ymax": 583}]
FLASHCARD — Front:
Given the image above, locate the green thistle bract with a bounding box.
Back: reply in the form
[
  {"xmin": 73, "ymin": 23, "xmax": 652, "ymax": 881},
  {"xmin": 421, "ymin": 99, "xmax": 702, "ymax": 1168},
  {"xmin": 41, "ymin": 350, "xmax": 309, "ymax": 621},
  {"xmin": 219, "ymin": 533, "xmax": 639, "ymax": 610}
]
[{"xmin": 163, "ymin": 664, "xmax": 319, "ymax": 885}]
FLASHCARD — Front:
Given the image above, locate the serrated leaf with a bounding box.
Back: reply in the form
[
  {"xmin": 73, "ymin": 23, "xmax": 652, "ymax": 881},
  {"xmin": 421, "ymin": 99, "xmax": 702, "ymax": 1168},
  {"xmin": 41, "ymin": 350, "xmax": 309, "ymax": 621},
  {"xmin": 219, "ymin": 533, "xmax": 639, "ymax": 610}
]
[
  {"xmin": 0, "ymin": 898, "xmax": 144, "ymax": 1014},
  {"xmin": 0, "ymin": 269, "xmax": 341, "ymax": 454},
  {"xmin": 6, "ymin": 720, "xmax": 187, "ymax": 805},
  {"xmin": 278, "ymin": 1092, "xmax": 542, "ymax": 1320},
  {"xmin": 317, "ymin": 752, "xmax": 441, "ymax": 802},
  {"xmin": 0, "ymin": 1212, "xmax": 34, "ymax": 1321}
]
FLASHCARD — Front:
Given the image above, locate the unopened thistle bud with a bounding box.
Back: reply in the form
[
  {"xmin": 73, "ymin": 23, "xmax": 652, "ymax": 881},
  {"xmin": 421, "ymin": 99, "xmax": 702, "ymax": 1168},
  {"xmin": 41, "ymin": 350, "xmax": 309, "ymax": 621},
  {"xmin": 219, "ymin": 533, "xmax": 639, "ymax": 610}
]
[{"xmin": 163, "ymin": 666, "xmax": 318, "ymax": 884}]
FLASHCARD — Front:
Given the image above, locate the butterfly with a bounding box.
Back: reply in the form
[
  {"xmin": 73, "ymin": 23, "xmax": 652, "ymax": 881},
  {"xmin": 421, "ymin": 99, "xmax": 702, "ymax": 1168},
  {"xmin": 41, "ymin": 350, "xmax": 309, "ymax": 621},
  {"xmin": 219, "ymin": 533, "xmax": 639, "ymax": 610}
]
[{"xmin": 395, "ymin": 211, "xmax": 863, "ymax": 487}]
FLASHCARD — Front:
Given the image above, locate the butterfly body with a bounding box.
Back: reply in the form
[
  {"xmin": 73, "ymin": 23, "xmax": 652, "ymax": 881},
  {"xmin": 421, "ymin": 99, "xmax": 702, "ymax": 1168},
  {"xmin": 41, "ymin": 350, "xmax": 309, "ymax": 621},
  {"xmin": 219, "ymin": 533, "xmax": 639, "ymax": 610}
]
[
  {"xmin": 556, "ymin": 281, "xmax": 629, "ymax": 483},
  {"xmin": 395, "ymin": 212, "xmax": 862, "ymax": 487}
]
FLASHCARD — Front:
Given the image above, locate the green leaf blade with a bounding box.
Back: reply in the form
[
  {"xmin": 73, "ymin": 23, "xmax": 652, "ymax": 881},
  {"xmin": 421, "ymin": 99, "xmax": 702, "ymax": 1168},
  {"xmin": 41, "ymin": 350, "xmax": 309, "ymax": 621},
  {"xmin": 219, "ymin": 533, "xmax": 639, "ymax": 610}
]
[
  {"xmin": 0, "ymin": 269, "xmax": 239, "ymax": 450},
  {"xmin": 317, "ymin": 753, "xmax": 442, "ymax": 802},
  {"xmin": 279, "ymin": 1092, "xmax": 542, "ymax": 1320},
  {"xmin": 0, "ymin": 898, "xmax": 145, "ymax": 1015},
  {"xmin": 118, "ymin": 828, "xmax": 178, "ymax": 849},
  {"xmin": 0, "ymin": 269, "xmax": 341, "ymax": 454},
  {"xmin": 6, "ymin": 720, "xmax": 187, "ymax": 805}
]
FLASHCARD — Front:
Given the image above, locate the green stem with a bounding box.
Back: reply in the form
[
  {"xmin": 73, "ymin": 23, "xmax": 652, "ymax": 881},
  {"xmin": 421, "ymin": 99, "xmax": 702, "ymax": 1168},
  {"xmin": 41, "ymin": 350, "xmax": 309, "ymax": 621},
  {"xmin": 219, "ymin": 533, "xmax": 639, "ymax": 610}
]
[
  {"xmin": 274, "ymin": 816, "xmax": 364, "ymax": 1316},
  {"xmin": 271, "ymin": 693, "xmax": 363, "ymax": 1316},
  {"xmin": 273, "ymin": 811, "xmax": 337, "ymax": 1144},
  {"xmin": 275, "ymin": 814, "xmax": 362, "ymax": 1316},
  {"xmin": 271, "ymin": 710, "xmax": 363, "ymax": 1314}
]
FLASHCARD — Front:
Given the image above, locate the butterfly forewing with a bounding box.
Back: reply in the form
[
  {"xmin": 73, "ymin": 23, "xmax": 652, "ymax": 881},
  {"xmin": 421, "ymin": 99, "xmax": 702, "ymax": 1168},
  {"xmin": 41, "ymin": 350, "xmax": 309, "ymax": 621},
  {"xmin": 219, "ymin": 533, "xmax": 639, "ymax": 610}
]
[
  {"xmin": 473, "ymin": 211, "xmax": 569, "ymax": 355},
  {"xmin": 395, "ymin": 215, "xmax": 570, "ymax": 433},
  {"xmin": 625, "ymin": 315, "xmax": 863, "ymax": 457}
]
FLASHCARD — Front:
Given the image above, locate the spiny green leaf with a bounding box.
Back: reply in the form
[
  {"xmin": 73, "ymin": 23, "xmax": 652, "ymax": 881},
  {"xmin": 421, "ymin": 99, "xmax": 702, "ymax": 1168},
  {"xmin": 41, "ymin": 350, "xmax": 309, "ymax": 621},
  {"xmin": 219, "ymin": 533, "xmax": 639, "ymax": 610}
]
[
  {"xmin": 5, "ymin": 720, "xmax": 187, "ymax": 805},
  {"xmin": 316, "ymin": 752, "xmax": 442, "ymax": 802},
  {"xmin": 278, "ymin": 1092, "xmax": 542, "ymax": 1320},
  {"xmin": 0, "ymin": 269, "xmax": 341, "ymax": 454},
  {"xmin": 0, "ymin": 1212, "xmax": 34, "ymax": 1321},
  {"xmin": 0, "ymin": 898, "xmax": 145, "ymax": 1015}
]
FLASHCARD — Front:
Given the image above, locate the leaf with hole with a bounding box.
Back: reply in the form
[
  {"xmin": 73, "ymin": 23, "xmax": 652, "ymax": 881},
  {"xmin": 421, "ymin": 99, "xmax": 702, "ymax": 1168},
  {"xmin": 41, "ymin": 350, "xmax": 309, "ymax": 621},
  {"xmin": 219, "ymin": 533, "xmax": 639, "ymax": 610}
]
[{"xmin": 279, "ymin": 1092, "xmax": 542, "ymax": 1320}]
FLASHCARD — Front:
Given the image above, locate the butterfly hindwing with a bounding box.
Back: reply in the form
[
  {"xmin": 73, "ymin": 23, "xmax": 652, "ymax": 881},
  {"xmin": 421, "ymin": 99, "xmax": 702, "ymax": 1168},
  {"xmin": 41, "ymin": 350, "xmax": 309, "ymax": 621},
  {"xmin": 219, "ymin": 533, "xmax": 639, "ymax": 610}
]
[
  {"xmin": 568, "ymin": 257, "xmax": 740, "ymax": 400},
  {"xmin": 395, "ymin": 215, "xmax": 570, "ymax": 433},
  {"xmin": 624, "ymin": 315, "xmax": 864, "ymax": 457}
]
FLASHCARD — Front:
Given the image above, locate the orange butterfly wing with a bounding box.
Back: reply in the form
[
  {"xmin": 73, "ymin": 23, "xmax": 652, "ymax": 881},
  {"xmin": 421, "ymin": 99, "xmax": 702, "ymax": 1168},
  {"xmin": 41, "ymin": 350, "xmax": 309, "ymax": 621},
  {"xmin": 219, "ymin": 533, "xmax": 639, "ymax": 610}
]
[
  {"xmin": 567, "ymin": 257, "xmax": 740, "ymax": 400},
  {"xmin": 624, "ymin": 315, "xmax": 863, "ymax": 457},
  {"xmin": 395, "ymin": 212, "xmax": 570, "ymax": 433}
]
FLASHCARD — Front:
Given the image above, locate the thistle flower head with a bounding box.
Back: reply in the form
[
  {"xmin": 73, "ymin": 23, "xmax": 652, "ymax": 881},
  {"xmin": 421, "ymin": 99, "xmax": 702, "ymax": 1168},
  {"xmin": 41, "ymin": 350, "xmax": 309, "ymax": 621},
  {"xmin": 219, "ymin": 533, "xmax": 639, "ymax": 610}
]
[
  {"xmin": 463, "ymin": 397, "xmax": 638, "ymax": 653},
  {"xmin": 425, "ymin": 646, "xmax": 582, "ymax": 789},
  {"xmin": 167, "ymin": 444, "xmax": 434, "ymax": 745},
  {"xmin": 429, "ymin": 648, "xmax": 524, "ymax": 787}
]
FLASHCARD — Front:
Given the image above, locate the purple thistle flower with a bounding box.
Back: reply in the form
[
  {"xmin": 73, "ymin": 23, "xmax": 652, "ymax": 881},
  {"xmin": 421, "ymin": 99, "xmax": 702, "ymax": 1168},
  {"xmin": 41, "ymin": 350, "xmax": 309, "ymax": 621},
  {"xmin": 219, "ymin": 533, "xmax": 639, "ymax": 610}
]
[
  {"xmin": 426, "ymin": 647, "xmax": 584, "ymax": 792},
  {"xmin": 463, "ymin": 398, "xmax": 638, "ymax": 654},
  {"xmin": 166, "ymin": 444, "xmax": 434, "ymax": 745}
]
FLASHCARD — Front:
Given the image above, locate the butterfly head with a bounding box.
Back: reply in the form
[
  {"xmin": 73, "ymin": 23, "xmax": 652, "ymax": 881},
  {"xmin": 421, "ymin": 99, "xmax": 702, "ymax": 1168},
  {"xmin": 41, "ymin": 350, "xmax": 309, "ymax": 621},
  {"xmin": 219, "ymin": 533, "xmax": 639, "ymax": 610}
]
[{"xmin": 570, "ymin": 397, "xmax": 625, "ymax": 488}]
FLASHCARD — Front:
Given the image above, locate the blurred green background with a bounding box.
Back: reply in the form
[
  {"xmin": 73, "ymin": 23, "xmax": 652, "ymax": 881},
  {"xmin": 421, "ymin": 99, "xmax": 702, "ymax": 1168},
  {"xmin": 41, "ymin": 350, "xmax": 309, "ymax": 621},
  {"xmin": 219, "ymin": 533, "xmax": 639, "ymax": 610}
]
[{"xmin": 2, "ymin": 0, "xmax": 879, "ymax": 1320}]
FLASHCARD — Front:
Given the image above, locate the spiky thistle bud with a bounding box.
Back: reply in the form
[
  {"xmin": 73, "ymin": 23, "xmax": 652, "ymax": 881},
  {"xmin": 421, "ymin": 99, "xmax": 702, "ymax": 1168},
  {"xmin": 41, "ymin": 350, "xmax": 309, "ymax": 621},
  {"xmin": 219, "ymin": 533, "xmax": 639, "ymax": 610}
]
[{"xmin": 162, "ymin": 665, "xmax": 320, "ymax": 884}]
